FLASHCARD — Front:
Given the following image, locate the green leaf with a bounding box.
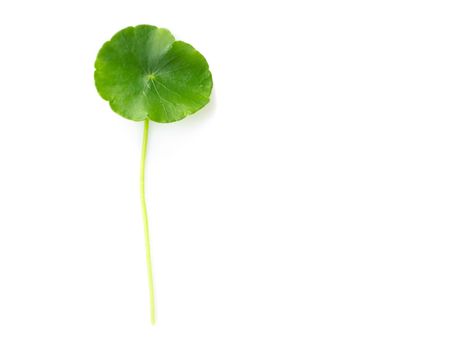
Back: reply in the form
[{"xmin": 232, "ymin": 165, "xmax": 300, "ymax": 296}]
[{"xmin": 94, "ymin": 25, "xmax": 213, "ymax": 123}]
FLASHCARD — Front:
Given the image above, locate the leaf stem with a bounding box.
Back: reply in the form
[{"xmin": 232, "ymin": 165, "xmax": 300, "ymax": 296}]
[{"xmin": 140, "ymin": 118, "xmax": 156, "ymax": 325}]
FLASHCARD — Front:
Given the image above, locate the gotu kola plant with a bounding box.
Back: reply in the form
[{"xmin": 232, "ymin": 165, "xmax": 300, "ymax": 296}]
[{"xmin": 94, "ymin": 24, "xmax": 213, "ymax": 324}]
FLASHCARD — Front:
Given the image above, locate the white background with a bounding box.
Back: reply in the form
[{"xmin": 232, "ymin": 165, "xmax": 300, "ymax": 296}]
[{"xmin": 0, "ymin": 0, "xmax": 457, "ymax": 349}]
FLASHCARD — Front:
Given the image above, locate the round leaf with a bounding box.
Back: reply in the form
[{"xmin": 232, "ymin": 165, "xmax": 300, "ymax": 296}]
[{"xmin": 94, "ymin": 25, "xmax": 213, "ymax": 122}]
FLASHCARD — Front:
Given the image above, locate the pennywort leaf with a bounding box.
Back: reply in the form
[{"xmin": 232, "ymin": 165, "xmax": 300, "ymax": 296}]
[
  {"xmin": 95, "ymin": 24, "xmax": 213, "ymax": 122},
  {"xmin": 94, "ymin": 25, "xmax": 213, "ymax": 325}
]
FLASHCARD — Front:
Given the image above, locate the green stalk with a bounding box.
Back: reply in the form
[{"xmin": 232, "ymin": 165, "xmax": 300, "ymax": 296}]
[{"xmin": 140, "ymin": 118, "xmax": 156, "ymax": 325}]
